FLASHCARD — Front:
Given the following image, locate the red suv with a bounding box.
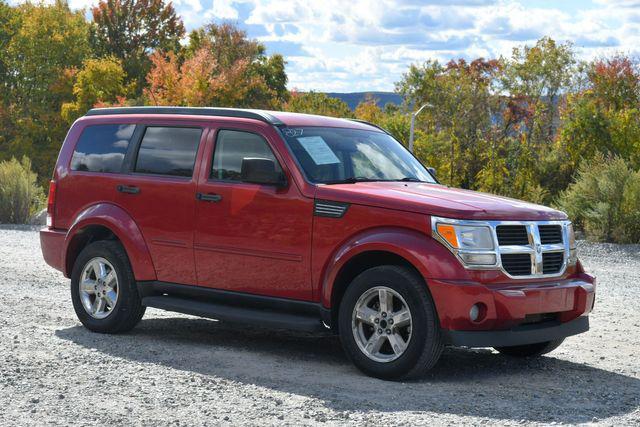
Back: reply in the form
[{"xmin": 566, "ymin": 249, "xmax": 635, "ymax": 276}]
[{"xmin": 40, "ymin": 107, "xmax": 595, "ymax": 379}]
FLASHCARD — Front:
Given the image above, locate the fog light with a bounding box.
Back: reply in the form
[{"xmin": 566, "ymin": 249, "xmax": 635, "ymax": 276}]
[
  {"xmin": 469, "ymin": 303, "xmax": 487, "ymax": 322},
  {"xmin": 459, "ymin": 253, "xmax": 496, "ymax": 265}
]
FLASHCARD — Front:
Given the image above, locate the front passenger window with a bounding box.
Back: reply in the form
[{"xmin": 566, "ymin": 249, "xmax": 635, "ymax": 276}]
[{"xmin": 211, "ymin": 130, "xmax": 282, "ymax": 181}]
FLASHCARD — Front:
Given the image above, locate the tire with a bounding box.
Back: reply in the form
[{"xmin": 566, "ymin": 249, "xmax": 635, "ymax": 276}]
[
  {"xmin": 494, "ymin": 338, "xmax": 564, "ymax": 357},
  {"xmin": 338, "ymin": 265, "xmax": 443, "ymax": 380},
  {"xmin": 70, "ymin": 240, "xmax": 145, "ymax": 333}
]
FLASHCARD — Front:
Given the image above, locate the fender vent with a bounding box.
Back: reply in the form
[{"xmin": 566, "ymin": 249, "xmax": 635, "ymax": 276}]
[{"xmin": 314, "ymin": 200, "xmax": 349, "ymax": 218}]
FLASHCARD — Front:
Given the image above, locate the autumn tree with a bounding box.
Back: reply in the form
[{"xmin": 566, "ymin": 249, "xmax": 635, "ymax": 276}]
[
  {"xmin": 146, "ymin": 23, "xmax": 287, "ymax": 109},
  {"xmin": 285, "ymin": 91, "xmax": 353, "ymax": 118},
  {"xmin": 354, "ymin": 96, "xmax": 411, "ymax": 146},
  {"xmin": 2, "ymin": 1, "xmax": 91, "ymax": 182},
  {"xmin": 184, "ymin": 23, "xmax": 288, "ymax": 107},
  {"xmin": 397, "ymin": 58, "xmax": 501, "ymax": 189},
  {"xmin": 62, "ymin": 57, "xmax": 128, "ymax": 122},
  {"xmin": 557, "ymin": 56, "xmax": 640, "ymax": 183},
  {"xmin": 91, "ymin": 0, "xmax": 185, "ymax": 95}
]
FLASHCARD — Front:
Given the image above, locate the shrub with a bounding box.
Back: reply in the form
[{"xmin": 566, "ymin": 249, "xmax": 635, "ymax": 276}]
[
  {"xmin": 0, "ymin": 156, "xmax": 45, "ymax": 224},
  {"xmin": 558, "ymin": 154, "xmax": 640, "ymax": 243}
]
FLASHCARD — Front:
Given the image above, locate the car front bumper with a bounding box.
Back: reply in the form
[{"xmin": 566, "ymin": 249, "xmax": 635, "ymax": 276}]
[
  {"xmin": 428, "ymin": 273, "xmax": 595, "ymax": 347},
  {"xmin": 442, "ymin": 316, "xmax": 589, "ymax": 347}
]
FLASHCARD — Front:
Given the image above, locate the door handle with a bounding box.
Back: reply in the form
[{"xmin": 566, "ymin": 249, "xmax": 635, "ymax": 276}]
[
  {"xmin": 117, "ymin": 185, "xmax": 140, "ymax": 194},
  {"xmin": 196, "ymin": 192, "xmax": 222, "ymax": 202}
]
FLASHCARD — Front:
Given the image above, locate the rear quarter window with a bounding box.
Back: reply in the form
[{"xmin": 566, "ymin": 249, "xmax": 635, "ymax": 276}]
[{"xmin": 70, "ymin": 124, "xmax": 135, "ymax": 173}]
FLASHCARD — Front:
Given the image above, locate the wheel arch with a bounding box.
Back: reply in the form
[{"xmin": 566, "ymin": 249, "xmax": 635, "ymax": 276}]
[
  {"xmin": 64, "ymin": 203, "xmax": 156, "ymax": 281},
  {"xmin": 320, "ymin": 227, "xmax": 464, "ymax": 328}
]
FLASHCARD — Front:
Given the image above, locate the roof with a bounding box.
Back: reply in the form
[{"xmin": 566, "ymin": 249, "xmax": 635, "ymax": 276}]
[{"xmin": 85, "ymin": 106, "xmax": 382, "ymax": 132}]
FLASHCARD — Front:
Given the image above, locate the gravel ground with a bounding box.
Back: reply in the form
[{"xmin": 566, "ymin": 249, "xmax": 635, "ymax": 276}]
[{"xmin": 1, "ymin": 225, "xmax": 639, "ymax": 426}]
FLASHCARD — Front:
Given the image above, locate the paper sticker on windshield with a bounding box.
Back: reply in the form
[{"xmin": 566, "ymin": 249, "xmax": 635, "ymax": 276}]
[{"xmin": 297, "ymin": 136, "xmax": 340, "ymax": 165}]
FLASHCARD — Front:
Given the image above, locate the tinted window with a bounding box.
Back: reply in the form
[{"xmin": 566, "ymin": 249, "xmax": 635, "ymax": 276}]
[
  {"xmin": 211, "ymin": 130, "xmax": 281, "ymax": 181},
  {"xmin": 135, "ymin": 127, "xmax": 202, "ymax": 177},
  {"xmin": 71, "ymin": 124, "xmax": 135, "ymax": 173}
]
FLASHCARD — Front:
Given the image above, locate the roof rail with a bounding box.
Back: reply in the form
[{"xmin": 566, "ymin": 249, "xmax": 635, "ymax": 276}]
[
  {"xmin": 85, "ymin": 106, "xmax": 284, "ymax": 126},
  {"xmin": 348, "ymin": 118, "xmax": 390, "ymax": 134}
]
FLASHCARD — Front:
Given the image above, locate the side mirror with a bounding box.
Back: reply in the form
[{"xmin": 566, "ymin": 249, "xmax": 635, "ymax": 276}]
[
  {"xmin": 427, "ymin": 167, "xmax": 437, "ymax": 179},
  {"xmin": 241, "ymin": 157, "xmax": 286, "ymax": 187}
]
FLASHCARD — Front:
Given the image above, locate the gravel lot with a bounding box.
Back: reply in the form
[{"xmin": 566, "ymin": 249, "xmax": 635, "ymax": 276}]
[{"xmin": 1, "ymin": 225, "xmax": 639, "ymax": 426}]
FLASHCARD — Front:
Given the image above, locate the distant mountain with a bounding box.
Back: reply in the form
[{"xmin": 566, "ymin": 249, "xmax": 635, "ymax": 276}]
[{"xmin": 326, "ymin": 92, "xmax": 403, "ymax": 110}]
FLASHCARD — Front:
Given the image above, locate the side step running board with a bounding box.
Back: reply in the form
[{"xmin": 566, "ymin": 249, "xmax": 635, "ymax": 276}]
[{"xmin": 142, "ymin": 295, "xmax": 328, "ymax": 333}]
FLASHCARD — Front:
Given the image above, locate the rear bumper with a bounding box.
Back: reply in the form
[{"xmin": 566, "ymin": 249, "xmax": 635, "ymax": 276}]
[
  {"xmin": 40, "ymin": 227, "xmax": 66, "ymax": 274},
  {"xmin": 442, "ymin": 316, "xmax": 589, "ymax": 347},
  {"xmin": 428, "ymin": 274, "xmax": 595, "ymax": 342}
]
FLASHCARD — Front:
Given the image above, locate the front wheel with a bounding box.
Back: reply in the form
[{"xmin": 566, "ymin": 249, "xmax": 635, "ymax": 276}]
[
  {"xmin": 494, "ymin": 338, "xmax": 564, "ymax": 357},
  {"xmin": 338, "ymin": 265, "xmax": 443, "ymax": 380},
  {"xmin": 70, "ymin": 240, "xmax": 145, "ymax": 333}
]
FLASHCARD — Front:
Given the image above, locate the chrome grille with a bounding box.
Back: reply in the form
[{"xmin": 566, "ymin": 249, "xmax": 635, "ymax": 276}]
[
  {"xmin": 501, "ymin": 253, "xmax": 532, "ymax": 276},
  {"xmin": 542, "ymin": 252, "xmax": 564, "ymax": 274},
  {"xmin": 496, "ymin": 221, "xmax": 569, "ymax": 278},
  {"xmin": 496, "ymin": 225, "xmax": 529, "ymax": 245},
  {"xmin": 539, "ymin": 225, "xmax": 563, "ymax": 244},
  {"xmin": 431, "ymin": 217, "xmax": 573, "ymax": 279}
]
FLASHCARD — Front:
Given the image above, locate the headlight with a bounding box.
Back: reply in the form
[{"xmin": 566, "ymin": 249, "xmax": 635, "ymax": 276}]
[{"xmin": 432, "ymin": 217, "xmax": 497, "ymax": 266}]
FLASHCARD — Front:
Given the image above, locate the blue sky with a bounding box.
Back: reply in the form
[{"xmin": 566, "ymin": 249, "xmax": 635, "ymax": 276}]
[{"xmin": 17, "ymin": 0, "xmax": 640, "ymax": 92}]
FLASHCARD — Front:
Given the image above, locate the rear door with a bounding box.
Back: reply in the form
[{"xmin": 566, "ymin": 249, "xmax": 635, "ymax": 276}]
[
  {"xmin": 113, "ymin": 122, "xmax": 207, "ymax": 285},
  {"xmin": 193, "ymin": 124, "xmax": 314, "ymax": 300}
]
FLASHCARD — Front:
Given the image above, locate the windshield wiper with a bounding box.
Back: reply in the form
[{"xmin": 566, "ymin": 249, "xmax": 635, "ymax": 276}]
[
  {"xmin": 397, "ymin": 177, "xmax": 424, "ymax": 182},
  {"xmin": 322, "ymin": 177, "xmax": 386, "ymax": 185}
]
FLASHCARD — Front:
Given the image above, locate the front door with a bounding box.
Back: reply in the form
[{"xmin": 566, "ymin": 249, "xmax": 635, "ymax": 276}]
[{"xmin": 194, "ymin": 127, "xmax": 313, "ymax": 300}]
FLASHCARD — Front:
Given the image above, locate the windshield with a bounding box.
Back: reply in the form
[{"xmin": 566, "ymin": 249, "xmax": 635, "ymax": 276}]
[{"xmin": 280, "ymin": 127, "xmax": 436, "ymax": 184}]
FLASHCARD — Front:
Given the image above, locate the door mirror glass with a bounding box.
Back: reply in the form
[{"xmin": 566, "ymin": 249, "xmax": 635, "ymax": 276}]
[
  {"xmin": 427, "ymin": 167, "xmax": 437, "ymax": 179},
  {"xmin": 241, "ymin": 158, "xmax": 286, "ymax": 186}
]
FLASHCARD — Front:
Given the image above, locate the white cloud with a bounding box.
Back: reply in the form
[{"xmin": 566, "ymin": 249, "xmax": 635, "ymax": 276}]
[{"xmin": 8, "ymin": 0, "xmax": 640, "ymax": 92}]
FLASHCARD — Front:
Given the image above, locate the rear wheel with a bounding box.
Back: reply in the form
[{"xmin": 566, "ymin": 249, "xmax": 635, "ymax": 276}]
[
  {"xmin": 338, "ymin": 265, "xmax": 443, "ymax": 380},
  {"xmin": 494, "ymin": 338, "xmax": 564, "ymax": 357},
  {"xmin": 70, "ymin": 241, "xmax": 145, "ymax": 333}
]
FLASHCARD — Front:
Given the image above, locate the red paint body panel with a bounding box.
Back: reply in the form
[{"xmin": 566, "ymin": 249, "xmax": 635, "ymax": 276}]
[
  {"xmin": 316, "ymin": 182, "xmax": 567, "ymax": 221},
  {"xmin": 40, "ymin": 110, "xmax": 596, "ymax": 337},
  {"xmin": 193, "ymin": 121, "xmax": 313, "ymax": 300},
  {"xmin": 63, "ymin": 203, "xmax": 156, "ymax": 280}
]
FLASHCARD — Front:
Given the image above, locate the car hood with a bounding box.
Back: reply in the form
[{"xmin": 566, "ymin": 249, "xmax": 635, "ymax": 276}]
[{"xmin": 315, "ymin": 182, "xmax": 567, "ymax": 221}]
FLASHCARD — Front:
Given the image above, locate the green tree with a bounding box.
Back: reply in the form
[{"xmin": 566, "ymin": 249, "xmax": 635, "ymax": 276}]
[
  {"xmin": 396, "ymin": 58, "xmax": 501, "ymax": 188},
  {"xmin": 556, "ymin": 55, "xmax": 640, "ymax": 186},
  {"xmin": 3, "ymin": 1, "xmax": 92, "ymax": 183},
  {"xmin": 354, "ymin": 96, "xmax": 411, "ymax": 146},
  {"xmin": 559, "ymin": 154, "xmax": 640, "ymax": 243},
  {"xmin": 0, "ymin": 1, "xmax": 19, "ymax": 103},
  {"xmin": 7, "ymin": 1, "xmax": 90, "ymax": 113},
  {"xmin": 285, "ymin": 91, "xmax": 353, "ymax": 118},
  {"xmin": 62, "ymin": 57, "xmax": 127, "ymax": 122},
  {"xmin": 91, "ymin": 0, "xmax": 185, "ymax": 96}
]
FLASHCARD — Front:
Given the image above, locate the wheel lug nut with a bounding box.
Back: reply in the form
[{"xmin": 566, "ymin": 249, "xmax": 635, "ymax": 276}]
[
  {"xmin": 381, "ymin": 312, "xmax": 387, "ymax": 318},
  {"xmin": 389, "ymin": 319, "xmax": 394, "ymax": 325},
  {"xmin": 374, "ymin": 318, "xmax": 379, "ymax": 324},
  {"xmin": 377, "ymin": 329, "xmax": 383, "ymax": 334},
  {"xmin": 386, "ymin": 329, "xmax": 391, "ymax": 334}
]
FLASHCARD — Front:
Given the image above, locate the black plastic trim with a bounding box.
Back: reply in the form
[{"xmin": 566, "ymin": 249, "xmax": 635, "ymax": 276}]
[
  {"xmin": 442, "ymin": 316, "xmax": 589, "ymax": 348},
  {"xmin": 142, "ymin": 295, "xmax": 327, "ymax": 332},
  {"xmin": 85, "ymin": 107, "xmax": 284, "ymax": 126},
  {"xmin": 314, "ymin": 200, "xmax": 350, "ymax": 218},
  {"xmin": 138, "ymin": 281, "xmax": 323, "ymax": 316}
]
